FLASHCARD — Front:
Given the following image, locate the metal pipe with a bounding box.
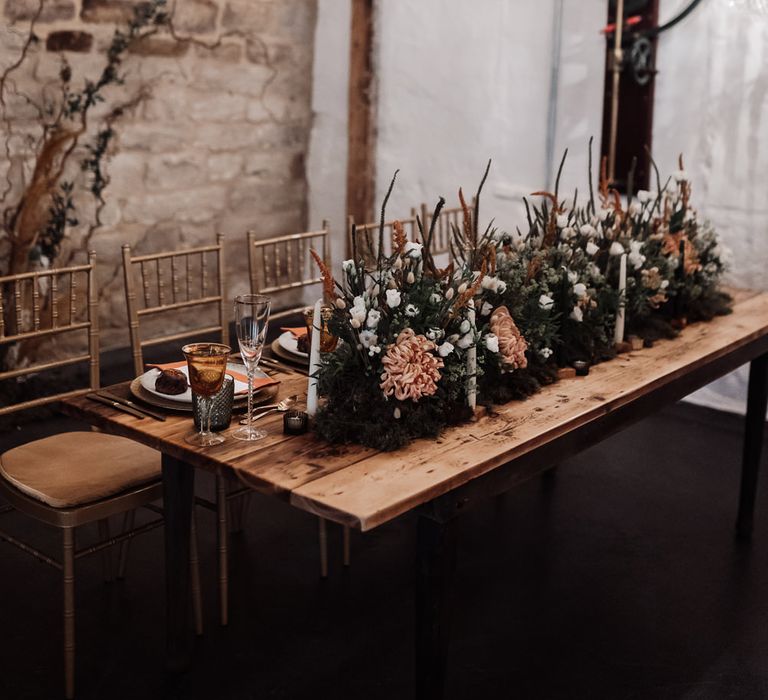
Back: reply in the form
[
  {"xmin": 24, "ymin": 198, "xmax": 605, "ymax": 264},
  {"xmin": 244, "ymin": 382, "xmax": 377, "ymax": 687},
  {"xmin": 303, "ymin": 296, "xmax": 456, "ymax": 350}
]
[
  {"xmin": 607, "ymin": 0, "xmax": 625, "ymax": 184},
  {"xmin": 545, "ymin": 0, "xmax": 565, "ymax": 191}
]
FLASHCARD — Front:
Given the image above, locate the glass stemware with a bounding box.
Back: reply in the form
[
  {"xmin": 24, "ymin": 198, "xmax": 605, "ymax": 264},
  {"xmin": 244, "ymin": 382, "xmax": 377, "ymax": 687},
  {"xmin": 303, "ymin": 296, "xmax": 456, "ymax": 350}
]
[
  {"xmin": 182, "ymin": 342, "xmax": 231, "ymax": 447},
  {"xmin": 232, "ymin": 294, "xmax": 271, "ymax": 441}
]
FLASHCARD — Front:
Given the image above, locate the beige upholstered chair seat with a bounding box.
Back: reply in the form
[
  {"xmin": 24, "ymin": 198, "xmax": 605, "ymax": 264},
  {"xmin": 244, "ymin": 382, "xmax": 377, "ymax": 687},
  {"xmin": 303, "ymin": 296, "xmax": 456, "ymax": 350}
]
[{"xmin": 0, "ymin": 432, "xmax": 161, "ymax": 508}]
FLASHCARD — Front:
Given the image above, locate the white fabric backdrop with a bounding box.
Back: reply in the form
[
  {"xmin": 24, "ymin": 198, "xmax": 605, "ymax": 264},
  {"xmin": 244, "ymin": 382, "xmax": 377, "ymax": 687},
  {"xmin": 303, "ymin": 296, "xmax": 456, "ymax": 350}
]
[{"xmin": 310, "ymin": 0, "xmax": 768, "ymax": 414}]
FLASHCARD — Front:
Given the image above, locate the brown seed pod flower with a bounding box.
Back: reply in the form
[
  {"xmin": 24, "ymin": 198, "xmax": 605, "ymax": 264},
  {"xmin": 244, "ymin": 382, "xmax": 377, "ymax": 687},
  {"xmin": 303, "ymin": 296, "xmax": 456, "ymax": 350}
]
[
  {"xmin": 490, "ymin": 306, "xmax": 528, "ymax": 371},
  {"xmin": 379, "ymin": 328, "xmax": 444, "ymax": 402}
]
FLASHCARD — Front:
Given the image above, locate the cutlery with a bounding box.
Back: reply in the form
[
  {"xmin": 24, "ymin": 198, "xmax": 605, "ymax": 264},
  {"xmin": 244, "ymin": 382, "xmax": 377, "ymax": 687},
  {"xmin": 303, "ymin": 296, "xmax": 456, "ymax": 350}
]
[
  {"xmin": 239, "ymin": 396, "xmax": 299, "ymax": 425},
  {"xmin": 97, "ymin": 391, "xmax": 166, "ymax": 421},
  {"xmin": 260, "ymin": 356, "xmax": 309, "ymax": 376},
  {"xmin": 87, "ymin": 393, "xmax": 146, "ymax": 419}
]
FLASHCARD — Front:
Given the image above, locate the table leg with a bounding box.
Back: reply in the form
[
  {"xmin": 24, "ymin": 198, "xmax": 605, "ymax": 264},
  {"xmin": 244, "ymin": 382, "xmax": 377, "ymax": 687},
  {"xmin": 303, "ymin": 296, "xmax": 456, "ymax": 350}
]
[
  {"xmin": 162, "ymin": 454, "xmax": 195, "ymax": 671},
  {"xmin": 736, "ymin": 353, "xmax": 768, "ymax": 539},
  {"xmin": 415, "ymin": 513, "xmax": 457, "ymax": 700}
]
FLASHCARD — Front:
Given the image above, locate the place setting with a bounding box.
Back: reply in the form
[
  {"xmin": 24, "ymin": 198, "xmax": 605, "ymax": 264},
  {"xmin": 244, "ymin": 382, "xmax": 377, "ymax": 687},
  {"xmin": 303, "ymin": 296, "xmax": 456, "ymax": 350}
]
[{"xmin": 91, "ymin": 293, "xmax": 315, "ymax": 446}]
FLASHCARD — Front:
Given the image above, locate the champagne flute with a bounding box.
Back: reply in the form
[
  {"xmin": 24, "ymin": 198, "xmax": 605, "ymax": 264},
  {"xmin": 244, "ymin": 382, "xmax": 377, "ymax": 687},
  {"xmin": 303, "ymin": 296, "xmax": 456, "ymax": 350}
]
[
  {"xmin": 232, "ymin": 294, "xmax": 271, "ymax": 441},
  {"xmin": 182, "ymin": 342, "xmax": 231, "ymax": 447}
]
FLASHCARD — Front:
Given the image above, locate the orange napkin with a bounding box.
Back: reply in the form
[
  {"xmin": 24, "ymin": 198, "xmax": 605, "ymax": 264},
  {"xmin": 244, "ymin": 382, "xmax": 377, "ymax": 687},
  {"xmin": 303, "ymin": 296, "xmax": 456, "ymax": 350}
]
[
  {"xmin": 281, "ymin": 326, "xmax": 308, "ymax": 338},
  {"xmin": 147, "ymin": 361, "xmax": 279, "ymax": 394}
]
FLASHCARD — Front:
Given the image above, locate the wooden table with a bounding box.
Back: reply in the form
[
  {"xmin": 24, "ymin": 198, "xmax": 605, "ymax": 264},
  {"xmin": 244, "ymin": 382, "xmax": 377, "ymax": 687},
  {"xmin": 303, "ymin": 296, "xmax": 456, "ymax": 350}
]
[{"xmin": 63, "ymin": 289, "xmax": 768, "ymax": 699}]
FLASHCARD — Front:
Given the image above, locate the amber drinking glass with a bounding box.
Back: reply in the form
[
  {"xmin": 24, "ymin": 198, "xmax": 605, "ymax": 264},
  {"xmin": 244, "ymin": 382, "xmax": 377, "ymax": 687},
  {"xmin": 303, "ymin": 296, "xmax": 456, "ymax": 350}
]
[{"xmin": 182, "ymin": 342, "xmax": 231, "ymax": 446}]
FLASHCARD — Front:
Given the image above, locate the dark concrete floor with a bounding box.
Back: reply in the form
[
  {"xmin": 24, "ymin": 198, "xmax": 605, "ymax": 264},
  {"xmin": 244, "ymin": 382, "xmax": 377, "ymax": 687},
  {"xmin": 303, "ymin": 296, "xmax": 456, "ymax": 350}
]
[{"xmin": 1, "ymin": 400, "xmax": 767, "ymax": 700}]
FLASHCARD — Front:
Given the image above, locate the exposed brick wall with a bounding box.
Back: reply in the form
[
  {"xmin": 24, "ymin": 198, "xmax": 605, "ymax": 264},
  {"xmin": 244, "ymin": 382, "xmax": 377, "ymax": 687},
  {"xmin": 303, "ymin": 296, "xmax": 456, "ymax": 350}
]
[{"xmin": 0, "ymin": 0, "xmax": 317, "ymax": 350}]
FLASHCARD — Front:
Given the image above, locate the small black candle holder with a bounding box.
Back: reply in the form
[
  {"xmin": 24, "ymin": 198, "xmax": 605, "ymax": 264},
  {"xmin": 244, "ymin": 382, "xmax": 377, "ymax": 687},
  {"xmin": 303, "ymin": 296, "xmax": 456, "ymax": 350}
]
[
  {"xmin": 284, "ymin": 410, "xmax": 309, "ymax": 435},
  {"xmin": 573, "ymin": 360, "xmax": 590, "ymax": 377}
]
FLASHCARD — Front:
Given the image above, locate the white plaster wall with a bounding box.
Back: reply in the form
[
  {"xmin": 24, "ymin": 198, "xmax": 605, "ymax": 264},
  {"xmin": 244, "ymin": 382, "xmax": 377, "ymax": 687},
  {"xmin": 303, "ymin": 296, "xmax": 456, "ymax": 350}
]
[
  {"xmin": 307, "ymin": 0, "xmax": 351, "ymax": 269},
  {"xmin": 374, "ymin": 0, "xmax": 555, "ymax": 223}
]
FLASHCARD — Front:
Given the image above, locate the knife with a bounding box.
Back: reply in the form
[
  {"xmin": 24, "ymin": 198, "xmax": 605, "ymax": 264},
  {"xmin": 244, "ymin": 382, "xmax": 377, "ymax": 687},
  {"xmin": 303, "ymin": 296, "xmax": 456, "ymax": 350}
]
[
  {"xmin": 87, "ymin": 393, "xmax": 146, "ymax": 419},
  {"xmin": 97, "ymin": 391, "xmax": 167, "ymax": 421},
  {"xmin": 261, "ymin": 356, "xmax": 310, "ymax": 376}
]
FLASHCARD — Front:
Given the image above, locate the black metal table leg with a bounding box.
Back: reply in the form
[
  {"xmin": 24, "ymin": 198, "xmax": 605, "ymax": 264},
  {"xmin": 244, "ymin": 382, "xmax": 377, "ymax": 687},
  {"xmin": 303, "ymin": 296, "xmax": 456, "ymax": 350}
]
[
  {"xmin": 415, "ymin": 512, "xmax": 457, "ymax": 700},
  {"xmin": 162, "ymin": 454, "xmax": 195, "ymax": 671},
  {"xmin": 736, "ymin": 353, "xmax": 768, "ymax": 539}
]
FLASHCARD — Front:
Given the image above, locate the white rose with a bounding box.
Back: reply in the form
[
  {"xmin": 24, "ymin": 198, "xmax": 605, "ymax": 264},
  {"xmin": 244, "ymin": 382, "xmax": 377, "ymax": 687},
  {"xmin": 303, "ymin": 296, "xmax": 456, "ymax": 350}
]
[
  {"xmin": 366, "ymin": 308, "xmax": 381, "ymax": 329},
  {"xmin": 404, "ymin": 241, "xmax": 423, "ymax": 257},
  {"xmin": 573, "ymin": 282, "xmax": 587, "ymax": 299},
  {"xmin": 386, "ymin": 289, "xmax": 401, "ymax": 308},
  {"xmin": 484, "ymin": 333, "xmax": 500, "ymax": 353},
  {"xmin": 438, "ymin": 341, "xmax": 454, "ymax": 357},
  {"xmin": 359, "ymin": 330, "xmax": 378, "ymax": 348},
  {"xmin": 609, "ymin": 241, "xmax": 625, "ymax": 256},
  {"xmin": 539, "ymin": 294, "xmax": 554, "ymax": 310},
  {"xmin": 586, "ymin": 241, "xmax": 600, "ymax": 256},
  {"xmin": 569, "ymin": 305, "xmax": 583, "ymax": 322},
  {"xmin": 350, "ymin": 296, "xmax": 367, "ymax": 324},
  {"xmin": 405, "ymin": 303, "xmax": 419, "ymax": 317},
  {"xmin": 457, "ymin": 333, "xmax": 474, "ymax": 350}
]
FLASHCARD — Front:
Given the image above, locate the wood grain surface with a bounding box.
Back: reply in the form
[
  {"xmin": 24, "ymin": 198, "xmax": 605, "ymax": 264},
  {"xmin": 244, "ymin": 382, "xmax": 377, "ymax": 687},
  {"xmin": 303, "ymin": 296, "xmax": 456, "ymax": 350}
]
[{"xmin": 62, "ymin": 290, "xmax": 768, "ymax": 532}]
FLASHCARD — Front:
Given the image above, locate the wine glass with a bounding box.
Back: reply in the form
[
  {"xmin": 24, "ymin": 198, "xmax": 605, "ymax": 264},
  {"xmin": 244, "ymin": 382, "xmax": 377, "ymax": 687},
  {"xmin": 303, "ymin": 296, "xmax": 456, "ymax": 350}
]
[
  {"xmin": 182, "ymin": 342, "xmax": 231, "ymax": 447},
  {"xmin": 232, "ymin": 294, "xmax": 271, "ymax": 441}
]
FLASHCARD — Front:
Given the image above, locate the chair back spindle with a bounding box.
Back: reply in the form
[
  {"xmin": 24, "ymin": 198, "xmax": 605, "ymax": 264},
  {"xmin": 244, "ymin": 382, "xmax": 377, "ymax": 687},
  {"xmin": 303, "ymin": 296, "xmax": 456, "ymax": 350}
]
[
  {"xmin": 121, "ymin": 234, "xmax": 228, "ymax": 377},
  {"xmin": 248, "ymin": 224, "xmax": 331, "ymax": 321},
  {"xmin": 0, "ymin": 253, "xmax": 99, "ymax": 415}
]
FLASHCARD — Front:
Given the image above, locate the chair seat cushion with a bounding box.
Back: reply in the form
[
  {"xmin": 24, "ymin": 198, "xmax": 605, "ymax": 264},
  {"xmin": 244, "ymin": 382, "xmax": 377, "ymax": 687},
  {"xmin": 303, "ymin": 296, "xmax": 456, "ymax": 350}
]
[{"xmin": 0, "ymin": 432, "xmax": 161, "ymax": 508}]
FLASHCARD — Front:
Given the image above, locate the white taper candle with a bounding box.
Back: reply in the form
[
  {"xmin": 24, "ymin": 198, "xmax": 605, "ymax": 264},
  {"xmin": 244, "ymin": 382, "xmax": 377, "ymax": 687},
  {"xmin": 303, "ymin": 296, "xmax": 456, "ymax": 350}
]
[
  {"xmin": 467, "ymin": 300, "xmax": 477, "ymax": 410},
  {"xmin": 306, "ymin": 298, "xmax": 322, "ymax": 417},
  {"xmin": 614, "ymin": 252, "xmax": 627, "ymax": 345}
]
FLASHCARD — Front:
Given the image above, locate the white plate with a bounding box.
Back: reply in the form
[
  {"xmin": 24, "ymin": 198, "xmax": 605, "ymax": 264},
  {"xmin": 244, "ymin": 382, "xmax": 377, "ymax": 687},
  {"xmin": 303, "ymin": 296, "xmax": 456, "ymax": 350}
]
[
  {"xmin": 139, "ymin": 363, "xmax": 266, "ymax": 404},
  {"xmin": 277, "ymin": 330, "xmax": 309, "ymax": 359}
]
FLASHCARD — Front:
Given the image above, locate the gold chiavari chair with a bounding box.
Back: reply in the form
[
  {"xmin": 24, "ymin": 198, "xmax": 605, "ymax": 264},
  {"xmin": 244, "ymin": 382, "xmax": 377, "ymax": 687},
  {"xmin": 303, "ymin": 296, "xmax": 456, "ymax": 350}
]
[
  {"xmin": 247, "ymin": 224, "xmax": 350, "ymax": 576},
  {"xmin": 121, "ymin": 234, "xmax": 237, "ymax": 626},
  {"xmin": 346, "ymin": 211, "xmax": 419, "ymax": 262},
  {"xmin": 0, "ymin": 253, "xmax": 202, "ymax": 699}
]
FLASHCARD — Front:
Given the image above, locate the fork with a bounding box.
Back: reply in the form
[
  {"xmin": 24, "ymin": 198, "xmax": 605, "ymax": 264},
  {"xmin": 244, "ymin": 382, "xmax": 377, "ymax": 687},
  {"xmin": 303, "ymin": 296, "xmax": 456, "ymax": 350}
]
[{"xmin": 239, "ymin": 395, "xmax": 299, "ymax": 425}]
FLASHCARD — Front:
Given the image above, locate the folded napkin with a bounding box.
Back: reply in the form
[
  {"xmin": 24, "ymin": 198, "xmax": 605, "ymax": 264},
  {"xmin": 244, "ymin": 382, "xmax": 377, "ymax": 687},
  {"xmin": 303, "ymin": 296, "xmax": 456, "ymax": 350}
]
[
  {"xmin": 281, "ymin": 326, "xmax": 308, "ymax": 338},
  {"xmin": 147, "ymin": 361, "xmax": 279, "ymax": 395}
]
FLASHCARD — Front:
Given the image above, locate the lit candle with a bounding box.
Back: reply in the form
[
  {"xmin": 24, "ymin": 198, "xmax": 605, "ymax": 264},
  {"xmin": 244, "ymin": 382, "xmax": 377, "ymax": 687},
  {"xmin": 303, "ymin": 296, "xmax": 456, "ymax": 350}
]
[
  {"xmin": 306, "ymin": 298, "xmax": 322, "ymax": 417},
  {"xmin": 614, "ymin": 252, "xmax": 627, "ymax": 345},
  {"xmin": 467, "ymin": 300, "xmax": 477, "ymax": 410}
]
